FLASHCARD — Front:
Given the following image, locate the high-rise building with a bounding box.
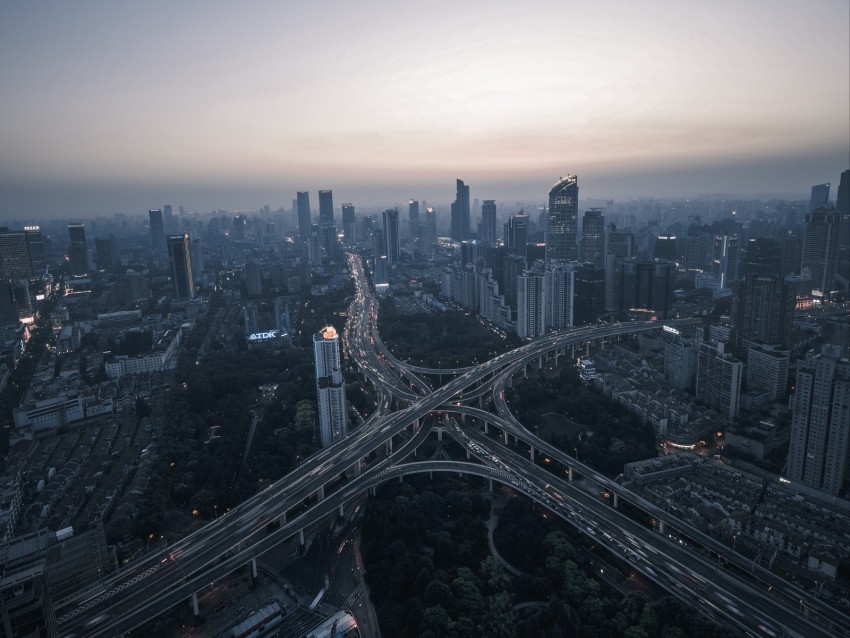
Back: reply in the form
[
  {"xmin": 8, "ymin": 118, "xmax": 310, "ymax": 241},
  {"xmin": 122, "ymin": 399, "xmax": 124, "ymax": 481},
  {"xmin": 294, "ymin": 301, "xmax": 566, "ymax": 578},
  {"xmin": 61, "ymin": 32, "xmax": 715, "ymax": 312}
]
[
  {"xmin": 297, "ymin": 191, "xmax": 311, "ymax": 241},
  {"xmin": 166, "ymin": 233, "xmax": 194, "ymax": 299},
  {"xmin": 149, "ymin": 209, "xmax": 165, "ymax": 251},
  {"xmin": 746, "ymin": 343, "xmax": 790, "ymax": 402},
  {"xmin": 664, "ymin": 335, "xmax": 696, "ymax": 391},
  {"xmin": 245, "ymin": 260, "xmax": 262, "ymax": 297},
  {"xmin": 801, "ymin": 206, "xmax": 841, "ymax": 295},
  {"xmin": 604, "ymin": 224, "xmax": 635, "ymax": 311},
  {"xmin": 341, "ymin": 203, "xmax": 356, "ymax": 243},
  {"xmin": 712, "ymin": 234, "xmax": 739, "ymax": 291},
  {"xmin": 580, "ymin": 208, "xmax": 605, "ymax": 267},
  {"xmin": 573, "ymin": 263, "xmax": 606, "ymax": 326},
  {"xmin": 837, "ymin": 169, "xmax": 850, "ymax": 215},
  {"xmin": 543, "ymin": 262, "xmax": 574, "ymax": 331},
  {"xmin": 68, "ymin": 223, "xmax": 88, "ymax": 277},
  {"xmin": 382, "ymin": 209, "xmax": 400, "ymax": 266},
  {"xmin": 163, "ymin": 204, "xmax": 175, "ymax": 233},
  {"xmin": 696, "ymin": 340, "xmax": 743, "ymax": 421},
  {"xmin": 809, "ymin": 183, "xmax": 830, "ymax": 210},
  {"xmin": 787, "ymin": 344, "xmax": 849, "ymax": 495},
  {"xmin": 408, "ymin": 200, "xmax": 421, "ymax": 243},
  {"xmin": 481, "ymin": 200, "xmax": 498, "ymax": 245},
  {"xmin": 313, "ymin": 326, "xmax": 348, "ymax": 448},
  {"xmin": 546, "ymin": 175, "xmax": 578, "ymax": 262},
  {"xmin": 0, "ymin": 231, "xmax": 33, "ymax": 279},
  {"xmin": 504, "ymin": 212, "xmax": 529, "ymax": 257},
  {"xmin": 23, "ymin": 226, "xmax": 44, "ymax": 274},
  {"xmin": 613, "ymin": 258, "xmax": 674, "ymax": 320},
  {"xmin": 318, "ymin": 190, "xmax": 334, "ymax": 228},
  {"xmin": 517, "ymin": 269, "xmax": 544, "ymax": 339},
  {"xmin": 190, "ymin": 238, "xmax": 204, "ymax": 284},
  {"xmin": 450, "ymin": 179, "xmax": 470, "ymax": 241},
  {"xmin": 423, "ymin": 207, "xmax": 438, "ymax": 254},
  {"xmin": 0, "ymin": 280, "xmax": 20, "ymax": 324},
  {"xmin": 739, "ymin": 238, "xmax": 782, "ymax": 278},
  {"xmin": 95, "ymin": 235, "xmax": 119, "ymax": 269},
  {"xmin": 653, "ymin": 234, "xmax": 678, "ymax": 261},
  {"xmin": 730, "ymin": 273, "xmax": 794, "ymax": 355}
]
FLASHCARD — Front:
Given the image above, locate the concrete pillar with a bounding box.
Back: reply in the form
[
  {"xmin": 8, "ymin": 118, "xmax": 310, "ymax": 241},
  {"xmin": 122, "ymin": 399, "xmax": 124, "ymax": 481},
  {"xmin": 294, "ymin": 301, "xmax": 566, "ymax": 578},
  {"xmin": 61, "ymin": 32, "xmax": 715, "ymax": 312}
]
[
  {"xmin": 568, "ymin": 467, "xmax": 574, "ymax": 482},
  {"xmin": 353, "ymin": 459, "xmax": 361, "ymax": 477},
  {"xmin": 338, "ymin": 504, "xmax": 344, "ymax": 518},
  {"xmin": 299, "ymin": 528, "xmax": 305, "ymax": 545},
  {"xmin": 658, "ymin": 520, "xmax": 665, "ymax": 534},
  {"xmin": 489, "ymin": 479, "xmax": 493, "ymax": 493},
  {"xmin": 437, "ymin": 428, "xmax": 443, "ymax": 442},
  {"xmin": 613, "ymin": 493, "xmax": 619, "ymax": 508},
  {"xmin": 192, "ymin": 592, "xmax": 199, "ymax": 616},
  {"xmin": 503, "ymin": 431, "xmax": 509, "ymax": 445},
  {"xmin": 466, "ymin": 449, "xmax": 471, "ymax": 459},
  {"xmin": 398, "ymin": 476, "xmax": 403, "ymax": 483},
  {"xmin": 529, "ymin": 446, "xmax": 535, "ymax": 461},
  {"xmin": 251, "ymin": 557, "xmax": 257, "ymax": 579},
  {"xmin": 483, "ymin": 421, "xmax": 489, "ymax": 435},
  {"xmin": 507, "ymin": 374, "xmax": 513, "ymax": 389},
  {"xmin": 369, "ymin": 486, "xmax": 376, "ymax": 496},
  {"xmin": 278, "ymin": 511, "xmax": 287, "ymax": 526},
  {"xmin": 317, "ymin": 485, "xmax": 325, "ymax": 501},
  {"xmin": 538, "ymin": 355, "xmax": 544, "ymax": 368},
  {"xmin": 386, "ymin": 438, "xmax": 393, "ymax": 454},
  {"xmin": 571, "ymin": 344, "xmax": 576, "ymax": 359},
  {"xmin": 479, "ymin": 395, "xmax": 483, "ymax": 408},
  {"xmin": 430, "ymin": 471, "xmax": 433, "ymax": 481},
  {"xmin": 523, "ymin": 364, "xmax": 528, "ymax": 378}
]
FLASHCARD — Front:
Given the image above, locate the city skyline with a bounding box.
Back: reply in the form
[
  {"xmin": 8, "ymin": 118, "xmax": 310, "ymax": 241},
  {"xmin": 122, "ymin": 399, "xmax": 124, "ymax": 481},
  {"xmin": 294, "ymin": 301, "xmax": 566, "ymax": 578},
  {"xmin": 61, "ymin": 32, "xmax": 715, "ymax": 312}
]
[{"xmin": 0, "ymin": 1, "xmax": 848, "ymax": 218}]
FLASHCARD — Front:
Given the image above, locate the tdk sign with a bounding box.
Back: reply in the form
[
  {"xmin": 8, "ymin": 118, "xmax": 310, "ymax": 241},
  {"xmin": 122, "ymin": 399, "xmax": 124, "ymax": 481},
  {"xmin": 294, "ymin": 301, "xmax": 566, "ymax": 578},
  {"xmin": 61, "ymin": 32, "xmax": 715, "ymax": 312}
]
[{"xmin": 249, "ymin": 331, "xmax": 279, "ymax": 341}]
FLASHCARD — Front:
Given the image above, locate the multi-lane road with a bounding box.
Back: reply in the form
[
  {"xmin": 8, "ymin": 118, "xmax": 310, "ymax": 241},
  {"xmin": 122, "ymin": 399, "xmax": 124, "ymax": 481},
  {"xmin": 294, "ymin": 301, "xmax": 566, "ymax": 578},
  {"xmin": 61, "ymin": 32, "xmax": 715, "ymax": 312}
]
[{"xmin": 57, "ymin": 254, "xmax": 848, "ymax": 638}]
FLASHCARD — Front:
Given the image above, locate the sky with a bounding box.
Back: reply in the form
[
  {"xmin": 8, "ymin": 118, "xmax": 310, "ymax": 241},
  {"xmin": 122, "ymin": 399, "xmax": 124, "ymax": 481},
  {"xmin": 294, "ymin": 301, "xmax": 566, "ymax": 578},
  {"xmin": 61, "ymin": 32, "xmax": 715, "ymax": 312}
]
[{"xmin": 1, "ymin": 0, "xmax": 848, "ymax": 218}]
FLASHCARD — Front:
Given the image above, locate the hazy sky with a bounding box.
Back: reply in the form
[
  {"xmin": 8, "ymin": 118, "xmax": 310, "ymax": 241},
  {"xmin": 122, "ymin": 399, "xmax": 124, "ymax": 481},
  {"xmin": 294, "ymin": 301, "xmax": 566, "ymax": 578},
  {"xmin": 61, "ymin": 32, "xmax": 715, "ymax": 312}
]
[{"xmin": 1, "ymin": 0, "xmax": 848, "ymax": 218}]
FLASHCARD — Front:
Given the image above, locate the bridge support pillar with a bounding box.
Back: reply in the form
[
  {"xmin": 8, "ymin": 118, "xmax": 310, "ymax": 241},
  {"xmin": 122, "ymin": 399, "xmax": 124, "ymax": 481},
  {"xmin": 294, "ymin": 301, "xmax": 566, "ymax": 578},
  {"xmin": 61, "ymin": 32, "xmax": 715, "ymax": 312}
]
[
  {"xmin": 523, "ymin": 364, "xmax": 528, "ymax": 378},
  {"xmin": 529, "ymin": 446, "xmax": 535, "ymax": 461},
  {"xmin": 278, "ymin": 511, "xmax": 287, "ymax": 526},
  {"xmin": 369, "ymin": 486, "xmax": 376, "ymax": 496},
  {"xmin": 479, "ymin": 395, "xmax": 483, "ymax": 408},
  {"xmin": 353, "ymin": 459, "xmax": 361, "ymax": 477},
  {"xmin": 437, "ymin": 428, "xmax": 443, "ymax": 442},
  {"xmin": 192, "ymin": 592, "xmax": 199, "ymax": 617},
  {"xmin": 658, "ymin": 520, "xmax": 665, "ymax": 534},
  {"xmin": 571, "ymin": 344, "xmax": 576, "ymax": 359},
  {"xmin": 507, "ymin": 374, "xmax": 513, "ymax": 388},
  {"xmin": 503, "ymin": 431, "xmax": 509, "ymax": 445},
  {"xmin": 398, "ymin": 475, "xmax": 403, "ymax": 483},
  {"xmin": 299, "ymin": 528, "xmax": 305, "ymax": 545},
  {"xmin": 386, "ymin": 438, "xmax": 393, "ymax": 455},
  {"xmin": 568, "ymin": 467, "xmax": 574, "ymax": 482},
  {"xmin": 613, "ymin": 493, "xmax": 619, "ymax": 508},
  {"xmin": 251, "ymin": 557, "xmax": 257, "ymax": 580},
  {"xmin": 489, "ymin": 479, "xmax": 493, "ymax": 493},
  {"xmin": 317, "ymin": 485, "xmax": 325, "ymax": 501},
  {"xmin": 539, "ymin": 354, "xmax": 544, "ymax": 368},
  {"xmin": 430, "ymin": 471, "xmax": 433, "ymax": 481},
  {"xmin": 338, "ymin": 504, "xmax": 344, "ymax": 518},
  {"xmin": 483, "ymin": 421, "xmax": 489, "ymax": 435},
  {"xmin": 466, "ymin": 449, "xmax": 471, "ymax": 460}
]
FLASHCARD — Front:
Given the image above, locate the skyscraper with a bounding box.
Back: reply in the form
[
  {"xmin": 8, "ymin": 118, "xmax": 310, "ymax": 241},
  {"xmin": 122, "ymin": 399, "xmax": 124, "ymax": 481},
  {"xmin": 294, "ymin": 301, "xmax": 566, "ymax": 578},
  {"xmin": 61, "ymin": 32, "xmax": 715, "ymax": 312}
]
[
  {"xmin": 149, "ymin": 209, "xmax": 165, "ymax": 251},
  {"xmin": 450, "ymin": 179, "xmax": 470, "ymax": 241},
  {"xmin": 653, "ymin": 234, "xmax": 678, "ymax": 261},
  {"xmin": 68, "ymin": 223, "xmax": 89, "ymax": 277},
  {"xmin": 712, "ymin": 234, "xmax": 739, "ymax": 291},
  {"xmin": 837, "ymin": 169, "xmax": 850, "ymax": 215},
  {"xmin": 787, "ymin": 344, "xmax": 849, "ymax": 495},
  {"xmin": 0, "ymin": 231, "xmax": 33, "ymax": 279},
  {"xmin": 163, "ymin": 204, "xmax": 175, "ymax": 233},
  {"xmin": 423, "ymin": 207, "xmax": 437, "ymax": 254},
  {"xmin": 696, "ymin": 340, "xmax": 743, "ymax": 421},
  {"xmin": 731, "ymin": 273, "xmax": 794, "ymax": 355},
  {"xmin": 809, "ymin": 183, "xmax": 830, "ymax": 210},
  {"xmin": 166, "ymin": 233, "xmax": 194, "ymax": 299},
  {"xmin": 573, "ymin": 263, "xmax": 606, "ymax": 326},
  {"xmin": 408, "ymin": 200, "xmax": 421, "ymax": 244},
  {"xmin": 801, "ymin": 207, "xmax": 841, "ymax": 295},
  {"xmin": 580, "ymin": 208, "xmax": 605, "ymax": 267},
  {"xmin": 543, "ymin": 261, "xmax": 574, "ymax": 331},
  {"xmin": 481, "ymin": 200, "xmax": 498, "ymax": 245},
  {"xmin": 504, "ymin": 212, "xmax": 528, "ymax": 257},
  {"xmin": 739, "ymin": 238, "xmax": 782, "ymax": 278},
  {"xmin": 23, "ymin": 226, "xmax": 44, "ymax": 274},
  {"xmin": 297, "ymin": 191, "xmax": 311, "ymax": 242},
  {"xmin": 382, "ymin": 209, "xmax": 400, "ymax": 266},
  {"xmin": 517, "ymin": 269, "xmax": 544, "ymax": 339},
  {"xmin": 613, "ymin": 258, "xmax": 674, "ymax": 320},
  {"xmin": 313, "ymin": 326, "xmax": 348, "ymax": 448},
  {"xmin": 604, "ymin": 224, "xmax": 635, "ymax": 311},
  {"xmin": 95, "ymin": 235, "xmax": 119, "ymax": 269},
  {"xmin": 318, "ymin": 190, "xmax": 334, "ymax": 228},
  {"xmin": 546, "ymin": 175, "xmax": 578, "ymax": 262},
  {"xmin": 341, "ymin": 203, "xmax": 356, "ymax": 243}
]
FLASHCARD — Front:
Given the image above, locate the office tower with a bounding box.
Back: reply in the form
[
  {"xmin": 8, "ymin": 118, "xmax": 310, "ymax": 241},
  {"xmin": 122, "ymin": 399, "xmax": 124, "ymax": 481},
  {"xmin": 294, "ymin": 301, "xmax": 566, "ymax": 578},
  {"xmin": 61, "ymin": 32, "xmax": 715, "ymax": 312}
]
[
  {"xmin": 0, "ymin": 231, "xmax": 33, "ymax": 279},
  {"xmin": 739, "ymin": 238, "xmax": 781, "ymax": 277},
  {"xmin": 696, "ymin": 340, "xmax": 743, "ymax": 421},
  {"xmin": 801, "ymin": 207, "xmax": 841, "ymax": 295},
  {"xmin": 787, "ymin": 344, "xmax": 849, "ymax": 495},
  {"xmin": 712, "ymin": 234, "xmax": 739, "ymax": 291},
  {"xmin": 313, "ymin": 325, "xmax": 348, "ymax": 448},
  {"xmin": 297, "ymin": 191, "xmax": 311, "ymax": 241},
  {"xmin": 408, "ymin": 200, "xmax": 421, "ymax": 243},
  {"xmin": 373, "ymin": 255, "xmax": 389, "ymax": 286},
  {"xmin": 460, "ymin": 241, "xmax": 486, "ymax": 268},
  {"xmin": 604, "ymin": 224, "xmax": 635, "ymax": 311},
  {"xmin": 68, "ymin": 223, "xmax": 89, "ymax": 277},
  {"xmin": 232, "ymin": 214, "xmax": 247, "ymax": 241},
  {"xmin": 480, "ymin": 200, "xmax": 497, "ymax": 244},
  {"xmin": 372, "ymin": 228, "xmax": 384, "ymax": 259},
  {"xmin": 23, "ymin": 227, "xmax": 44, "ymax": 274},
  {"xmin": 341, "ymin": 203, "xmax": 356, "ymax": 243},
  {"xmin": 731, "ymin": 273, "xmax": 794, "ymax": 354},
  {"xmin": 664, "ymin": 336, "xmax": 696, "ymax": 391},
  {"xmin": 837, "ymin": 170, "xmax": 850, "ymax": 215},
  {"xmin": 245, "ymin": 261, "xmax": 262, "ymax": 297},
  {"xmin": 321, "ymin": 225, "xmax": 341, "ymax": 262},
  {"xmin": 95, "ymin": 235, "xmax": 119, "ymax": 269},
  {"xmin": 746, "ymin": 343, "xmax": 790, "ymax": 402},
  {"xmin": 546, "ymin": 175, "xmax": 578, "ymax": 261},
  {"xmin": 382, "ymin": 209, "xmax": 399, "ymax": 266},
  {"xmin": 580, "ymin": 208, "xmax": 605, "ymax": 267},
  {"xmin": 504, "ymin": 212, "xmax": 529, "ymax": 257},
  {"xmin": 423, "ymin": 207, "xmax": 438, "ymax": 253},
  {"xmin": 613, "ymin": 258, "xmax": 675, "ymax": 320},
  {"xmin": 517, "ymin": 269, "xmax": 544, "ymax": 339},
  {"xmin": 162, "ymin": 204, "xmax": 175, "ymax": 233},
  {"xmin": 542, "ymin": 261, "xmax": 574, "ymax": 331},
  {"xmin": 809, "ymin": 183, "xmax": 830, "ymax": 210},
  {"xmin": 573, "ymin": 263, "xmax": 606, "ymax": 326},
  {"xmin": 0, "ymin": 280, "xmax": 19, "ymax": 324},
  {"xmin": 190, "ymin": 238, "xmax": 204, "ymax": 283},
  {"xmin": 653, "ymin": 234, "xmax": 678, "ymax": 261},
  {"xmin": 450, "ymin": 179, "xmax": 471, "ymax": 241},
  {"xmin": 308, "ymin": 224, "xmax": 322, "ymax": 266},
  {"xmin": 318, "ymin": 190, "xmax": 334, "ymax": 227},
  {"xmin": 149, "ymin": 209, "xmax": 165, "ymax": 250},
  {"xmin": 166, "ymin": 233, "xmax": 194, "ymax": 299}
]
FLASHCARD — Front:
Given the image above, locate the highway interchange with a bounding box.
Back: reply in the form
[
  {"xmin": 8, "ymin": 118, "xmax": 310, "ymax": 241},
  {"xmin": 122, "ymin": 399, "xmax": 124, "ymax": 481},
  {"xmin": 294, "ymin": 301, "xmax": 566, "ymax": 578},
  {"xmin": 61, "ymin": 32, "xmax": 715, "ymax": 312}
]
[{"xmin": 56, "ymin": 253, "xmax": 849, "ymax": 638}]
